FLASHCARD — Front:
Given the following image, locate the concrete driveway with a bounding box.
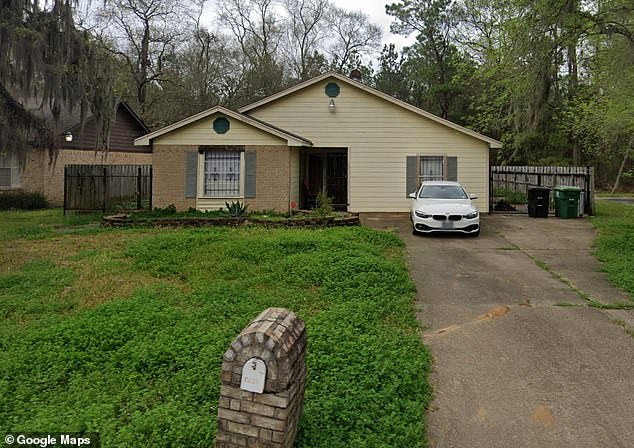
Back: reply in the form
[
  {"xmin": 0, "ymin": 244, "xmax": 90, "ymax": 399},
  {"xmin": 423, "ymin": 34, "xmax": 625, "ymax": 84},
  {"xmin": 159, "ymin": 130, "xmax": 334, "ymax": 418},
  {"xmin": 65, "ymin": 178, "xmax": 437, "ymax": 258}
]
[
  {"xmin": 364, "ymin": 214, "xmax": 634, "ymax": 448},
  {"xmin": 598, "ymin": 197, "xmax": 634, "ymax": 206}
]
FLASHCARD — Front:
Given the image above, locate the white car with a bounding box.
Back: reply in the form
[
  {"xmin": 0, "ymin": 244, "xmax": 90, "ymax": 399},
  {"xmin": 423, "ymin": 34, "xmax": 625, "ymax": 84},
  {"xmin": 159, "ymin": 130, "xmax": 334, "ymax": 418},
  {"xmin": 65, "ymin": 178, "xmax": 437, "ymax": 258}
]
[{"xmin": 409, "ymin": 181, "xmax": 480, "ymax": 236}]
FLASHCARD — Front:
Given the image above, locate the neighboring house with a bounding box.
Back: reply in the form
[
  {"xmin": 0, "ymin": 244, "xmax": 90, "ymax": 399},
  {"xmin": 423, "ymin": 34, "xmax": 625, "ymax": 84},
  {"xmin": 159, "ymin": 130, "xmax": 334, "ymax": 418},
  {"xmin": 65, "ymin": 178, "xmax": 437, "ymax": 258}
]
[
  {"xmin": 1, "ymin": 102, "xmax": 151, "ymax": 205},
  {"xmin": 134, "ymin": 72, "xmax": 502, "ymax": 214}
]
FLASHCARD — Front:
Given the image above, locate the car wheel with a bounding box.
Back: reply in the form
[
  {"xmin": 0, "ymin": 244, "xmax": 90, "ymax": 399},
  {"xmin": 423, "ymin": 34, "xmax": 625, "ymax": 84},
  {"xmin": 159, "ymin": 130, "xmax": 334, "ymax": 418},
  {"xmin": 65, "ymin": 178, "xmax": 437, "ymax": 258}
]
[
  {"xmin": 412, "ymin": 227, "xmax": 419, "ymax": 236},
  {"xmin": 471, "ymin": 228, "xmax": 480, "ymax": 237}
]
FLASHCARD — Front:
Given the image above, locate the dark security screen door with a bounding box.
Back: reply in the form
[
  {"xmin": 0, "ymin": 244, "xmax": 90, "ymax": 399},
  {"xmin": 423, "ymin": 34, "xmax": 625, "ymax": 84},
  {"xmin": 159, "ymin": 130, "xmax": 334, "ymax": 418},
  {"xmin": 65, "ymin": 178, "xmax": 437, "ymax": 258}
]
[
  {"xmin": 326, "ymin": 152, "xmax": 347, "ymax": 211},
  {"xmin": 302, "ymin": 149, "xmax": 348, "ymax": 211}
]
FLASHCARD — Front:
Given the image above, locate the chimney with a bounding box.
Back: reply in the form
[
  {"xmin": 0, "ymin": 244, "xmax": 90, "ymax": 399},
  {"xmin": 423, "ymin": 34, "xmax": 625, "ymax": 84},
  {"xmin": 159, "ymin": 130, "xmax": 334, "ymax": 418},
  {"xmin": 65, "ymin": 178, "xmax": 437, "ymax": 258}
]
[{"xmin": 349, "ymin": 69, "xmax": 362, "ymax": 82}]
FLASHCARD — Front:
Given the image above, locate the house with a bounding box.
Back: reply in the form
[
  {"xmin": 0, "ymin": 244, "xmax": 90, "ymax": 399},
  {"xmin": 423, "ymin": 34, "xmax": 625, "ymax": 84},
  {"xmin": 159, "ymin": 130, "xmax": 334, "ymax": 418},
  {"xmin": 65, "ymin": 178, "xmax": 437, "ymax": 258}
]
[
  {"xmin": 134, "ymin": 72, "xmax": 502, "ymax": 215},
  {"xmin": 1, "ymin": 102, "xmax": 151, "ymax": 205}
]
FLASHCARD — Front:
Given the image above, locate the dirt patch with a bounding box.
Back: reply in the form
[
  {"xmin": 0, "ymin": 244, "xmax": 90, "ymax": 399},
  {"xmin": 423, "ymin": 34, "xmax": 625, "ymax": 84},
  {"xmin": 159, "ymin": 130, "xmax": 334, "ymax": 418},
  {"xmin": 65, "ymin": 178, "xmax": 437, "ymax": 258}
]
[
  {"xmin": 0, "ymin": 230, "xmax": 160, "ymax": 273},
  {"xmin": 531, "ymin": 405, "xmax": 556, "ymax": 426},
  {"xmin": 477, "ymin": 305, "xmax": 511, "ymax": 320},
  {"xmin": 0, "ymin": 229, "xmax": 165, "ymax": 309},
  {"xmin": 426, "ymin": 305, "xmax": 513, "ymax": 338},
  {"xmin": 68, "ymin": 261, "xmax": 161, "ymax": 309}
]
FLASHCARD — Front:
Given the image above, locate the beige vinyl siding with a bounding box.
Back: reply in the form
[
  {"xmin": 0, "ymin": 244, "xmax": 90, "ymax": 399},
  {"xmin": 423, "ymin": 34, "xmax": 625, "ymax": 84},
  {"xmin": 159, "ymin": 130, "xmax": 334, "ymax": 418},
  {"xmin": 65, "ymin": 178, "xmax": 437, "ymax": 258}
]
[
  {"xmin": 197, "ymin": 198, "xmax": 238, "ymax": 212},
  {"xmin": 248, "ymin": 79, "xmax": 490, "ymax": 212},
  {"xmin": 154, "ymin": 113, "xmax": 286, "ymax": 146}
]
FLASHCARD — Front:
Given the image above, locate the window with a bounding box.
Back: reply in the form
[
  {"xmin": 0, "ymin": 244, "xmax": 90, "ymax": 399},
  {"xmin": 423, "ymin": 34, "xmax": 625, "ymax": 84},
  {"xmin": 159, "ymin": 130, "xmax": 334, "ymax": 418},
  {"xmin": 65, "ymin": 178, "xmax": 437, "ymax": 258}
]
[
  {"xmin": 203, "ymin": 150, "xmax": 241, "ymax": 197},
  {"xmin": 0, "ymin": 151, "xmax": 20, "ymax": 188},
  {"xmin": 419, "ymin": 156, "xmax": 444, "ymax": 183},
  {"xmin": 419, "ymin": 185, "xmax": 467, "ymax": 199},
  {"xmin": 406, "ymin": 155, "xmax": 457, "ymax": 197}
]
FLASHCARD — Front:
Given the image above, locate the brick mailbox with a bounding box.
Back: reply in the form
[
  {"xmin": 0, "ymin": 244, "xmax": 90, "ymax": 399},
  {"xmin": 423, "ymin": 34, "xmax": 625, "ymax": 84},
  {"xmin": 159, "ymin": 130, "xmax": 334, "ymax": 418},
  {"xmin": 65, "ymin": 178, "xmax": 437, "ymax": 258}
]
[{"xmin": 216, "ymin": 308, "xmax": 307, "ymax": 448}]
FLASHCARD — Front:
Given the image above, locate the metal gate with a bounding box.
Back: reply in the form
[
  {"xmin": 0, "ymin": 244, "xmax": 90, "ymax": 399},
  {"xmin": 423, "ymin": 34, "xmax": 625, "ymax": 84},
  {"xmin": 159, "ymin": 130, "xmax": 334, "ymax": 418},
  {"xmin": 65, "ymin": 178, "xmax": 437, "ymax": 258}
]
[
  {"xmin": 64, "ymin": 164, "xmax": 152, "ymax": 214},
  {"xmin": 490, "ymin": 166, "xmax": 594, "ymax": 215}
]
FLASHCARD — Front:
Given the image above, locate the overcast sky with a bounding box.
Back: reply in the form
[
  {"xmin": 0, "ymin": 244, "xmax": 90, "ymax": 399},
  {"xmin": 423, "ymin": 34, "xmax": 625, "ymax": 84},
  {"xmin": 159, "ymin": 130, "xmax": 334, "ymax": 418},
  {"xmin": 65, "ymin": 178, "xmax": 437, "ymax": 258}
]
[
  {"xmin": 330, "ymin": 0, "xmax": 415, "ymax": 50},
  {"xmin": 201, "ymin": 0, "xmax": 415, "ymax": 52}
]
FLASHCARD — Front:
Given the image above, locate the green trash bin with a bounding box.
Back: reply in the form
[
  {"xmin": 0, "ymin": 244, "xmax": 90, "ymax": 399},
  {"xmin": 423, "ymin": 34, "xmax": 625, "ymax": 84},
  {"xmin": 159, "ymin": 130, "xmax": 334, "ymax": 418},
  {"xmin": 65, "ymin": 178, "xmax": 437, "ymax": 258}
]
[{"xmin": 553, "ymin": 186, "xmax": 581, "ymax": 218}]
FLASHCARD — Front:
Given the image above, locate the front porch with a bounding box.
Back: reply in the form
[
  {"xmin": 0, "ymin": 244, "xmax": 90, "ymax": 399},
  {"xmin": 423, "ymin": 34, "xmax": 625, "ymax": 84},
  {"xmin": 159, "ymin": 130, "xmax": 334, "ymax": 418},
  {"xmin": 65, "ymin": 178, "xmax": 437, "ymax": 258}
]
[{"xmin": 299, "ymin": 148, "xmax": 348, "ymax": 211}]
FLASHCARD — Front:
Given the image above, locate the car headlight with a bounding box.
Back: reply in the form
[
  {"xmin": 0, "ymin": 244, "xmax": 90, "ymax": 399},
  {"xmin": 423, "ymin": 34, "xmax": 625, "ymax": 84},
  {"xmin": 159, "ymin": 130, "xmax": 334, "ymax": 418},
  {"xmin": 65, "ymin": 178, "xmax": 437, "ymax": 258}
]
[
  {"xmin": 464, "ymin": 211, "xmax": 479, "ymax": 219},
  {"xmin": 415, "ymin": 210, "xmax": 432, "ymax": 219}
]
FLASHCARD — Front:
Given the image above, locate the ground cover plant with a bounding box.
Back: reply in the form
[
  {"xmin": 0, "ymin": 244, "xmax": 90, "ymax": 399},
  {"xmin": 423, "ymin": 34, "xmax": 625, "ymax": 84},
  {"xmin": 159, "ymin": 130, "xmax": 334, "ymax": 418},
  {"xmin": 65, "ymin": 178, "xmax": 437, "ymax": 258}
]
[
  {"xmin": 0, "ymin": 209, "xmax": 431, "ymax": 447},
  {"xmin": 590, "ymin": 201, "xmax": 634, "ymax": 300}
]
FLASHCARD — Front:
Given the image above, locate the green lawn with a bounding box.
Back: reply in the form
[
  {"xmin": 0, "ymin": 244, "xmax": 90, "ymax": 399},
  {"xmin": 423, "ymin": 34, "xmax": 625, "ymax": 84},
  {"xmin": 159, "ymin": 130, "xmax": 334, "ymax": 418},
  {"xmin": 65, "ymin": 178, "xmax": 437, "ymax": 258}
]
[
  {"xmin": 0, "ymin": 209, "xmax": 431, "ymax": 447},
  {"xmin": 590, "ymin": 201, "xmax": 634, "ymax": 300},
  {"xmin": 0, "ymin": 209, "xmax": 102, "ymax": 242}
]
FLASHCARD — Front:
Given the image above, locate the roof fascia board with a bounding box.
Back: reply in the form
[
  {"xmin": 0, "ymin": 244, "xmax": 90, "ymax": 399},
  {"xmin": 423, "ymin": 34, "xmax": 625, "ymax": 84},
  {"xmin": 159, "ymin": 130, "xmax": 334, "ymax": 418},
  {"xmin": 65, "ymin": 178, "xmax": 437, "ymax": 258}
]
[
  {"xmin": 119, "ymin": 101, "xmax": 151, "ymax": 133},
  {"xmin": 134, "ymin": 106, "xmax": 311, "ymax": 146},
  {"xmin": 65, "ymin": 101, "xmax": 150, "ymax": 136}
]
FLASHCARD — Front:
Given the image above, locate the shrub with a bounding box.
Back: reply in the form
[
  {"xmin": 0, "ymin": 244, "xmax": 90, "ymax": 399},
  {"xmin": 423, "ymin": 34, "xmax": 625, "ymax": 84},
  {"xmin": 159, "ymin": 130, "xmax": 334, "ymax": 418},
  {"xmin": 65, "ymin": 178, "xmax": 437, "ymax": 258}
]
[
  {"xmin": 224, "ymin": 201, "xmax": 248, "ymax": 217},
  {"xmin": 159, "ymin": 204, "xmax": 178, "ymax": 215},
  {"xmin": 314, "ymin": 192, "xmax": 334, "ymax": 215},
  {"xmin": 0, "ymin": 190, "xmax": 48, "ymax": 211},
  {"xmin": 493, "ymin": 187, "xmax": 528, "ymax": 205}
]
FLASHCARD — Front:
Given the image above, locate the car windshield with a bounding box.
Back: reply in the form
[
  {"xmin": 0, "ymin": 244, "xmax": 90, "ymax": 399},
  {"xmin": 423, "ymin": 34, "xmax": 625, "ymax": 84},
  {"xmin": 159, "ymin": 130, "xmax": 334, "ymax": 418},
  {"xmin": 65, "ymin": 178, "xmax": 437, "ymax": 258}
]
[{"xmin": 419, "ymin": 185, "xmax": 468, "ymax": 199}]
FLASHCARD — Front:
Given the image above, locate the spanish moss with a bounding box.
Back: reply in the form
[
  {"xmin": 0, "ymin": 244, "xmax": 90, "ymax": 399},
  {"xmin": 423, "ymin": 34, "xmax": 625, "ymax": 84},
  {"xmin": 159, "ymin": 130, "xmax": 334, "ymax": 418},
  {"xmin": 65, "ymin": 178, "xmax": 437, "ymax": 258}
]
[{"xmin": 0, "ymin": 0, "xmax": 116, "ymax": 163}]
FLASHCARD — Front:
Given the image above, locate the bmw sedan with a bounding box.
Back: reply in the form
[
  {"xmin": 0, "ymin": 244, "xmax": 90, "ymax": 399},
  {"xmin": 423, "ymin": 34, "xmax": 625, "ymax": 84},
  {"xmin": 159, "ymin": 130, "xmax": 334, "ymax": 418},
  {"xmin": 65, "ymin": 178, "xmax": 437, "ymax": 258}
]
[{"xmin": 409, "ymin": 181, "xmax": 480, "ymax": 236}]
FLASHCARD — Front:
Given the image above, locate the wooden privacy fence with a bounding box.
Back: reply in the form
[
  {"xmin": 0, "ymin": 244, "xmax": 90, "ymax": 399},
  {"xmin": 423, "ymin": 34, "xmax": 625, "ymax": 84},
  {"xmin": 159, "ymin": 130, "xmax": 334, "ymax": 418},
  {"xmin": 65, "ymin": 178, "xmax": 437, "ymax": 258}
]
[
  {"xmin": 490, "ymin": 166, "xmax": 595, "ymax": 215},
  {"xmin": 64, "ymin": 164, "xmax": 152, "ymax": 214}
]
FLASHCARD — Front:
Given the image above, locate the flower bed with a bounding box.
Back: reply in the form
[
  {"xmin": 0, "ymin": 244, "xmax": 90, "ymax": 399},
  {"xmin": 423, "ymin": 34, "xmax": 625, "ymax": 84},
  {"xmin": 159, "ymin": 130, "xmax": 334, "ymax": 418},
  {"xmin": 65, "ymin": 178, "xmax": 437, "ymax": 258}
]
[{"xmin": 102, "ymin": 213, "xmax": 360, "ymax": 228}]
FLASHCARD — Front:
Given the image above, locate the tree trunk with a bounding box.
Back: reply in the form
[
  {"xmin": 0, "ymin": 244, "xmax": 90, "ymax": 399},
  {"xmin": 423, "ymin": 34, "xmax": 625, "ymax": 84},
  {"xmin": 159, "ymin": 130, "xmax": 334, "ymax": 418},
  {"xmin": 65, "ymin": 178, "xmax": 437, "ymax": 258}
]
[
  {"xmin": 565, "ymin": 0, "xmax": 581, "ymax": 164},
  {"xmin": 138, "ymin": 20, "xmax": 151, "ymax": 111},
  {"xmin": 611, "ymin": 140, "xmax": 633, "ymax": 193}
]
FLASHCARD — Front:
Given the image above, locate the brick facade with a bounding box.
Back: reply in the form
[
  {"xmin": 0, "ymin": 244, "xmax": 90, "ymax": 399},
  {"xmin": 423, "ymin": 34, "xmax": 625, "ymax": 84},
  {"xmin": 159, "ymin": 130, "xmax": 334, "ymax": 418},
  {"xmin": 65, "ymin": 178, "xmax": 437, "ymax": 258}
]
[
  {"xmin": 152, "ymin": 145, "xmax": 196, "ymax": 210},
  {"xmin": 245, "ymin": 145, "xmax": 291, "ymax": 213},
  {"xmin": 19, "ymin": 149, "xmax": 152, "ymax": 205},
  {"xmin": 153, "ymin": 144, "xmax": 292, "ymax": 212},
  {"xmin": 217, "ymin": 308, "xmax": 307, "ymax": 448},
  {"xmin": 15, "ymin": 144, "xmax": 293, "ymax": 211},
  {"xmin": 17, "ymin": 151, "xmax": 46, "ymax": 195}
]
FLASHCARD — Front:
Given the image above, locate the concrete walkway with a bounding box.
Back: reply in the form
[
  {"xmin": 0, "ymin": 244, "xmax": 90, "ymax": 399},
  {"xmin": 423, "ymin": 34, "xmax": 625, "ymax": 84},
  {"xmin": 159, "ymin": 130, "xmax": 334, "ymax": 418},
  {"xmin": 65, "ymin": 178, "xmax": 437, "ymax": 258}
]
[{"xmin": 364, "ymin": 214, "xmax": 634, "ymax": 448}]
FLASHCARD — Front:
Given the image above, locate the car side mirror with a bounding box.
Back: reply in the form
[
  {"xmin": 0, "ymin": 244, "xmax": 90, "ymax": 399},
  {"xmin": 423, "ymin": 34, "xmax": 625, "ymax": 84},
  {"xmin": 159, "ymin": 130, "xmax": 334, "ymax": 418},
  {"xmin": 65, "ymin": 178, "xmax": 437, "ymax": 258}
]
[
  {"xmin": 470, "ymin": 194, "xmax": 478, "ymax": 200},
  {"xmin": 408, "ymin": 193, "xmax": 417, "ymax": 199}
]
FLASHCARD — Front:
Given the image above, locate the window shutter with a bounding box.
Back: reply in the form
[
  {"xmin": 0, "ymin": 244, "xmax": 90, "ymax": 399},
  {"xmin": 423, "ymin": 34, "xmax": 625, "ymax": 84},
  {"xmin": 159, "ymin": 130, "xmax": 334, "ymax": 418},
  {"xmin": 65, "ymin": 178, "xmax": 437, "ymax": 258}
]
[
  {"xmin": 406, "ymin": 156, "xmax": 417, "ymax": 196},
  {"xmin": 447, "ymin": 156, "xmax": 458, "ymax": 181},
  {"xmin": 185, "ymin": 152, "xmax": 198, "ymax": 198},
  {"xmin": 244, "ymin": 151, "xmax": 257, "ymax": 198}
]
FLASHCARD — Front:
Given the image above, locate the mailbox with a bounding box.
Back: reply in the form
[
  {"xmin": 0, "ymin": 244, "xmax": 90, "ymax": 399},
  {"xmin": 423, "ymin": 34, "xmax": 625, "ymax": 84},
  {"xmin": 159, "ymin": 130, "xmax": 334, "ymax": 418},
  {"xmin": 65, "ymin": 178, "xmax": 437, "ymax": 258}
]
[
  {"xmin": 216, "ymin": 308, "xmax": 307, "ymax": 448},
  {"xmin": 240, "ymin": 358, "xmax": 266, "ymax": 393}
]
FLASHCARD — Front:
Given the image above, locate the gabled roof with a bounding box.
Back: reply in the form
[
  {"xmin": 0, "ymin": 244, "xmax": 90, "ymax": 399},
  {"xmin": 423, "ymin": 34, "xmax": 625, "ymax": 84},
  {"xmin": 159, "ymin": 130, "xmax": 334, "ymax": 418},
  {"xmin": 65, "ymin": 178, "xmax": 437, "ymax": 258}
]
[
  {"xmin": 117, "ymin": 101, "xmax": 151, "ymax": 134},
  {"xmin": 20, "ymin": 95, "xmax": 150, "ymax": 151},
  {"xmin": 238, "ymin": 71, "xmax": 502, "ymax": 149},
  {"xmin": 134, "ymin": 106, "xmax": 312, "ymax": 146},
  {"xmin": 62, "ymin": 101, "xmax": 150, "ymax": 152}
]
